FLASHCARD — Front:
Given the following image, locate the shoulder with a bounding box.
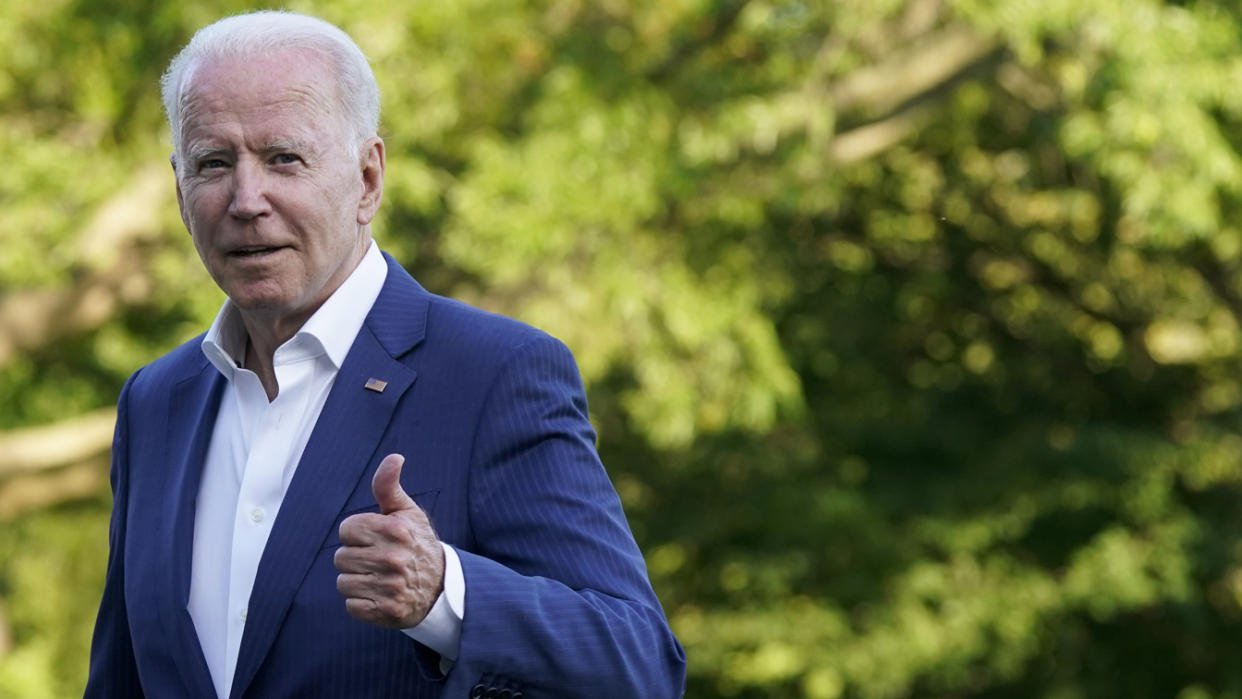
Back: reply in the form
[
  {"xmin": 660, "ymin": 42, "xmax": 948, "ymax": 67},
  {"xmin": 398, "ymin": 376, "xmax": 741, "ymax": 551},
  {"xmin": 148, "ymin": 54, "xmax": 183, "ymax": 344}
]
[
  {"xmin": 422, "ymin": 293, "xmax": 574, "ymax": 370},
  {"xmin": 426, "ymin": 294, "xmax": 550, "ymax": 348},
  {"xmin": 124, "ymin": 333, "xmax": 211, "ymax": 399},
  {"xmin": 372, "ymin": 253, "xmax": 571, "ymax": 366}
]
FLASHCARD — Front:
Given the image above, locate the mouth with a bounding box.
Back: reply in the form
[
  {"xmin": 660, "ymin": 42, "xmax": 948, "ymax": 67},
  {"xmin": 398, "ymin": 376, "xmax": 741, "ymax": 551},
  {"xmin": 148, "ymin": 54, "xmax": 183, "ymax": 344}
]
[{"xmin": 227, "ymin": 245, "xmax": 287, "ymax": 259}]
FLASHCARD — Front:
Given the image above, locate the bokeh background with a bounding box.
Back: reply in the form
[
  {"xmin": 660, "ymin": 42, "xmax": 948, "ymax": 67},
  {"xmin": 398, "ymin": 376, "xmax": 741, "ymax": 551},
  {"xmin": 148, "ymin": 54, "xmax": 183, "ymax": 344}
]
[{"xmin": 4, "ymin": 0, "xmax": 1242, "ymax": 696}]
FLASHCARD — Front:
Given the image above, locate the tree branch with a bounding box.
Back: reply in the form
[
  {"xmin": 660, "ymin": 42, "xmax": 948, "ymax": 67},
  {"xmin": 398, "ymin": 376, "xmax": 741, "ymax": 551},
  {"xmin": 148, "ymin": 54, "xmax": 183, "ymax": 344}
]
[
  {"xmin": 826, "ymin": 33, "xmax": 1008, "ymax": 164},
  {"xmin": 0, "ymin": 458, "xmax": 108, "ymax": 522},
  {"xmin": 829, "ymin": 102, "xmax": 938, "ymax": 164},
  {"xmin": 0, "ymin": 163, "xmax": 169, "ymax": 367},
  {"xmin": 829, "ymin": 25, "xmax": 1000, "ymax": 116},
  {"xmin": 0, "ymin": 408, "xmax": 115, "ymax": 477}
]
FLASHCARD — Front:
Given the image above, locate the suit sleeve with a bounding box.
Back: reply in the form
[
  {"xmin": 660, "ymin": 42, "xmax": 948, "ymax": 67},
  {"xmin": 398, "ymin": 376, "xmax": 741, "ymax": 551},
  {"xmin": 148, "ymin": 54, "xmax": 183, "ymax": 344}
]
[
  {"xmin": 443, "ymin": 335, "xmax": 686, "ymax": 698},
  {"xmin": 84, "ymin": 373, "xmax": 145, "ymax": 698}
]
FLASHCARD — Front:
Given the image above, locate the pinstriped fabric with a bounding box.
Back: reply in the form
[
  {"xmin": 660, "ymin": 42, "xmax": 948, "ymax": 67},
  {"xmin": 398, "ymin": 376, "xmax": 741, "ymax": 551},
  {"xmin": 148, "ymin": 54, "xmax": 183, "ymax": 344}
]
[
  {"xmin": 84, "ymin": 375, "xmax": 145, "ymax": 698},
  {"xmin": 85, "ymin": 255, "xmax": 685, "ymax": 698},
  {"xmin": 444, "ymin": 334, "xmax": 685, "ymax": 697}
]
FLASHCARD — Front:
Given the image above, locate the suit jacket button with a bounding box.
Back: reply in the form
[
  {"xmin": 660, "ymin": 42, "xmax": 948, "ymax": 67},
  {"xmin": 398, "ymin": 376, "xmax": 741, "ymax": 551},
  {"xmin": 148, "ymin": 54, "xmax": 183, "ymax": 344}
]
[
  {"xmin": 484, "ymin": 689, "xmax": 499, "ymax": 698},
  {"xmin": 470, "ymin": 684, "xmax": 486, "ymax": 699},
  {"xmin": 498, "ymin": 690, "xmax": 513, "ymax": 699}
]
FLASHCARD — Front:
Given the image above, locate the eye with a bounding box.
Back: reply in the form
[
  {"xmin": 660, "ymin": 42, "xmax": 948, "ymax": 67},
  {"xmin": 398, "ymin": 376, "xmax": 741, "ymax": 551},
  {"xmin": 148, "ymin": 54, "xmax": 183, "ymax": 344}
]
[
  {"xmin": 199, "ymin": 158, "xmax": 228, "ymax": 171},
  {"xmin": 273, "ymin": 153, "xmax": 301, "ymax": 165}
]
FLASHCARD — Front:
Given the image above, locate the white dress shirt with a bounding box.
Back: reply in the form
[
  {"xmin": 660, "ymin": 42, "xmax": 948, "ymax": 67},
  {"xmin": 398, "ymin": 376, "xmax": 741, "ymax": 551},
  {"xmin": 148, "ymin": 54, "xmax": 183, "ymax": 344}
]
[{"xmin": 188, "ymin": 242, "xmax": 464, "ymax": 699}]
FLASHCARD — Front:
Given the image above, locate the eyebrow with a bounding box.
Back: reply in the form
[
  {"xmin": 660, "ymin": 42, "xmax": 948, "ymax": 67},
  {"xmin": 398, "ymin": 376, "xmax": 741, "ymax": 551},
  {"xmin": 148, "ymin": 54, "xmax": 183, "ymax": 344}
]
[
  {"xmin": 185, "ymin": 144, "xmax": 227, "ymax": 163},
  {"xmin": 261, "ymin": 139, "xmax": 315, "ymax": 154},
  {"xmin": 183, "ymin": 139, "xmax": 316, "ymax": 162}
]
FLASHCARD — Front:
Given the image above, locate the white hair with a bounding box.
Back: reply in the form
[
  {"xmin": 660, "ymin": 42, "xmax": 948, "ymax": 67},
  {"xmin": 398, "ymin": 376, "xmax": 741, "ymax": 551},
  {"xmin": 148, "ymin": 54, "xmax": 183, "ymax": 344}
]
[{"xmin": 160, "ymin": 10, "xmax": 380, "ymax": 156}]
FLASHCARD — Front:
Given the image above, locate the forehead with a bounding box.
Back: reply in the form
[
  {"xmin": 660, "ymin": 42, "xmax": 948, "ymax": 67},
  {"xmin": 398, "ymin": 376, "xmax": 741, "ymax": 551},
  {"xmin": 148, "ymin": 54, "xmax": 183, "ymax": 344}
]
[{"xmin": 178, "ymin": 48, "xmax": 346, "ymax": 146}]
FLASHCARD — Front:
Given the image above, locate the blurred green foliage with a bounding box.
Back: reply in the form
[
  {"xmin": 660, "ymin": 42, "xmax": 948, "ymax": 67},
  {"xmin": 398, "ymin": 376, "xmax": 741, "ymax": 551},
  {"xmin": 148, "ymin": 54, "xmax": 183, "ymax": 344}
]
[{"xmin": 7, "ymin": 0, "xmax": 1242, "ymax": 696}]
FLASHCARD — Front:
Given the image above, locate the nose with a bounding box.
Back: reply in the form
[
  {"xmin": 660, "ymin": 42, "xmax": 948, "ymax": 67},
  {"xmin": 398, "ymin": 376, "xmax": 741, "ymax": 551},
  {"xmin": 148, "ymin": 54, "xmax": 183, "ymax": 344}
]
[{"xmin": 227, "ymin": 159, "xmax": 272, "ymax": 219}]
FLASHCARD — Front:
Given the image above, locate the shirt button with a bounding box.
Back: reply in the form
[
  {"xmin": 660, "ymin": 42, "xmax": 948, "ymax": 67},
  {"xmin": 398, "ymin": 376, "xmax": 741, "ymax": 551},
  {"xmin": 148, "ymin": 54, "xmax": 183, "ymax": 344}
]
[
  {"xmin": 239, "ymin": 608, "xmax": 248, "ymax": 623},
  {"xmin": 250, "ymin": 507, "xmax": 266, "ymax": 523}
]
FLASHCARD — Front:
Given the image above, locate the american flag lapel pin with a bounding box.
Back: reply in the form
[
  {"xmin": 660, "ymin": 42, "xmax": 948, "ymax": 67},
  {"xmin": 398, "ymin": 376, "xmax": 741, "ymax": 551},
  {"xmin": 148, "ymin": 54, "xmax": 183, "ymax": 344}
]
[{"xmin": 364, "ymin": 377, "xmax": 388, "ymax": 393}]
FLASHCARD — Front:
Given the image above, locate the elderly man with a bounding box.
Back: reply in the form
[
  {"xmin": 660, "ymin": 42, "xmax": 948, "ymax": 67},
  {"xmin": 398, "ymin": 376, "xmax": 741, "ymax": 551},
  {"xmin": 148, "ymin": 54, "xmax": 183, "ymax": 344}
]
[{"xmin": 85, "ymin": 11, "xmax": 685, "ymax": 699}]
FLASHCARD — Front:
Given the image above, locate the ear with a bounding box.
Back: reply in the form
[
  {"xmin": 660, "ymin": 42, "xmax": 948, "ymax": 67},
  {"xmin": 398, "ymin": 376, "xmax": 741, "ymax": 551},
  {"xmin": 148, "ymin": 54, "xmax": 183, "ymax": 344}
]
[
  {"xmin": 171, "ymin": 153, "xmax": 191, "ymax": 233},
  {"xmin": 356, "ymin": 137, "xmax": 386, "ymax": 226}
]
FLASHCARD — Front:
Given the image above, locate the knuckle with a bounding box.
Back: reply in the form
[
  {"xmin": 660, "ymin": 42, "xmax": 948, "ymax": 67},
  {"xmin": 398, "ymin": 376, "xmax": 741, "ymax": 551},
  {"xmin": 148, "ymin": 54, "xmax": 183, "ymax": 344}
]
[
  {"xmin": 378, "ymin": 549, "xmax": 408, "ymax": 571},
  {"xmin": 378, "ymin": 518, "xmax": 411, "ymax": 542},
  {"xmin": 344, "ymin": 598, "xmax": 370, "ymax": 620},
  {"xmin": 375, "ymin": 597, "xmax": 402, "ymax": 621},
  {"xmin": 338, "ymin": 522, "xmax": 361, "ymax": 544}
]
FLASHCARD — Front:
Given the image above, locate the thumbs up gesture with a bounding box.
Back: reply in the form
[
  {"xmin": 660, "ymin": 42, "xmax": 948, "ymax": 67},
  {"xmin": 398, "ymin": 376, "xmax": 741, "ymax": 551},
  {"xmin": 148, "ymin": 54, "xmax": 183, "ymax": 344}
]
[{"xmin": 334, "ymin": 454, "xmax": 445, "ymax": 628}]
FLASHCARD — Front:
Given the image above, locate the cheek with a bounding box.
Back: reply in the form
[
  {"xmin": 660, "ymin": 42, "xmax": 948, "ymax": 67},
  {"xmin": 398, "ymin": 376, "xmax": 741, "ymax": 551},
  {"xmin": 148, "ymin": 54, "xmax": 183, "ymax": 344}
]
[
  {"xmin": 181, "ymin": 188, "xmax": 221, "ymax": 228},
  {"xmin": 187, "ymin": 226, "xmax": 215, "ymax": 265}
]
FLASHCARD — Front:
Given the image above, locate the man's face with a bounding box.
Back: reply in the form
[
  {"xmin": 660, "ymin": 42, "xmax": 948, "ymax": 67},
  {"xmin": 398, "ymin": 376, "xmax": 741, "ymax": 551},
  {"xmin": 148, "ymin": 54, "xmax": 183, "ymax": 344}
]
[{"xmin": 174, "ymin": 48, "xmax": 382, "ymax": 330}]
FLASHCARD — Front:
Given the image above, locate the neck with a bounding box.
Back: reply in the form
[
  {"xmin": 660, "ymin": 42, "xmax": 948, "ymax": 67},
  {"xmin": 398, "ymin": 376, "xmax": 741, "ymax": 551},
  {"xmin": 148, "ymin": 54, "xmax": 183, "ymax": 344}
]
[
  {"xmin": 234, "ymin": 237, "xmax": 372, "ymax": 400},
  {"xmin": 243, "ymin": 335, "xmax": 281, "ymax": 402},
  {"xmin": 237, "ymin": 305, "xmax": 321, "ymax": 401}
]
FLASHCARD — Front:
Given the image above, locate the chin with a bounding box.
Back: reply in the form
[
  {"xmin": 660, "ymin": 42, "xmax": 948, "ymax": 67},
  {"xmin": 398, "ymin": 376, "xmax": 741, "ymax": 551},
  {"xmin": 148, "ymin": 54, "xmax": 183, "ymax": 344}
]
[{"xmin": 222, "ymin": 282, "xmax": 296, "ymax": 313}]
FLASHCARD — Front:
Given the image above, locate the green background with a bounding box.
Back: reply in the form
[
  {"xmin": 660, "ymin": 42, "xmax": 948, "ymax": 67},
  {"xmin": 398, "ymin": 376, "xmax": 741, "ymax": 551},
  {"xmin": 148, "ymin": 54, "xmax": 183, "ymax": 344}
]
[{"xmin": 3, "ymin": 0, "xmax": 1242, "ymax": 696}]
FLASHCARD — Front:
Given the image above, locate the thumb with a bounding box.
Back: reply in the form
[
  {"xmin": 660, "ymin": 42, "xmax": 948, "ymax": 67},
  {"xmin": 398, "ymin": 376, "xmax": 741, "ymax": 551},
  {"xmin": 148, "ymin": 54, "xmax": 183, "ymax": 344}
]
[{"xmin": 372, "ymin": 453, "xmax": 416, "ymax": 515}]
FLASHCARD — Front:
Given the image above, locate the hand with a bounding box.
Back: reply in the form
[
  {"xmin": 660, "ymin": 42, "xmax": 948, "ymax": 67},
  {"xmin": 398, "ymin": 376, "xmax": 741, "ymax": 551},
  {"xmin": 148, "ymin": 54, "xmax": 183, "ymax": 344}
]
[{"xmin": 334, "ymin": 453, "xmax": 445, "ymax": 628}]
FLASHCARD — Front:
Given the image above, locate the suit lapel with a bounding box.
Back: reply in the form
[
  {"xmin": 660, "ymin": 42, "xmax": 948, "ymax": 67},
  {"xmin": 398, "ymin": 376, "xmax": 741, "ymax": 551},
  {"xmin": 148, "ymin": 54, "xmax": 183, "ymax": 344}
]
[
  {"xmin": 229, "ymin": 256, "xmax": 428, "ymax": 698},
  {"xmin": 156, "ymin": 362, "xmax": 226, "ymax": 699}
]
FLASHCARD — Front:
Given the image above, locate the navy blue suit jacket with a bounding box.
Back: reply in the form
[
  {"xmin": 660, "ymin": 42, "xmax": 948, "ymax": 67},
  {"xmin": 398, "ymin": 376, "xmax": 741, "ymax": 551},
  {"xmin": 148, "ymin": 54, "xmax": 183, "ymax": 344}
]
[{"xmin": 85, "ymin": 254, "xmax": 686, "ymax": 698}]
